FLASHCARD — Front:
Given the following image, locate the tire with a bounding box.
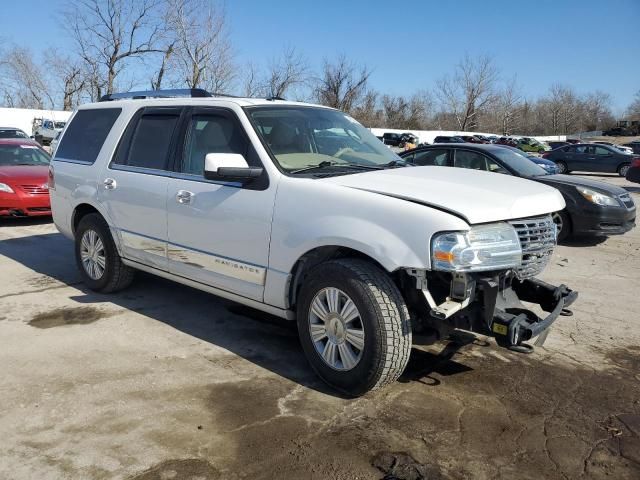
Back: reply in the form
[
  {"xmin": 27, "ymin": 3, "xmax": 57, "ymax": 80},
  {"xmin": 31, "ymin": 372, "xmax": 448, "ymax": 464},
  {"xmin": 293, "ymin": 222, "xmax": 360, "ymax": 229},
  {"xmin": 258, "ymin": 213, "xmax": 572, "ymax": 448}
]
[
  {"xmin": 618, "ymin": 163, "xmax": 630, "ymax": 177},
  {"xmin": 296, "ymin": 258, "xmax": 412, "ymax": 397},
  {"xmin": 556, "ymin": 161, "xmax": 569, "ymax": 174},
  {"xmin": 552, "ymin": 210, "xmax": 571, "ymax": 242},
  {"xmin": 75, "ymin": 213, "xmax": 134, "ymax": 293}
]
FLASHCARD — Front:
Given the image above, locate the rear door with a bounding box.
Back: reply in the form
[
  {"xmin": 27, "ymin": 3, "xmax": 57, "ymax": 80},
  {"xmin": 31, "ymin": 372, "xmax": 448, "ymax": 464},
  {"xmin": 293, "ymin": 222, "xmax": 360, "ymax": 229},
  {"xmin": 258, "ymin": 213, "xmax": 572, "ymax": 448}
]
[
  {"xmin": 99, "ymin": 106, "xmax": 183, "ymax": 270},
  {"xmin": 588, "ymin": 145, "xmax": 618, "ymax": 173}
]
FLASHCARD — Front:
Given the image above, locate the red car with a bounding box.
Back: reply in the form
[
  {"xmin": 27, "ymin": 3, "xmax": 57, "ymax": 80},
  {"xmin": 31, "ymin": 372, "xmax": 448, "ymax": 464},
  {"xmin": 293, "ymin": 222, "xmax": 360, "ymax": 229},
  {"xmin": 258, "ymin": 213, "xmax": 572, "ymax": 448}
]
[{"xmin": 0, "ymin": 139, "xmax": 52, "ymax": 217}]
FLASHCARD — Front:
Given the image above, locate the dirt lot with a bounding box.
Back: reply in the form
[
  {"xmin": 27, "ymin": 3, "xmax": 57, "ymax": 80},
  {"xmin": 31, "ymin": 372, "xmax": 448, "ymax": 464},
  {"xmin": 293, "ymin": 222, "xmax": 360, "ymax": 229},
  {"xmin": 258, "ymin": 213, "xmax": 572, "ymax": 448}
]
[{"xmin": 0, "ymin": 174, "xmax": 639, "ymax": 480}]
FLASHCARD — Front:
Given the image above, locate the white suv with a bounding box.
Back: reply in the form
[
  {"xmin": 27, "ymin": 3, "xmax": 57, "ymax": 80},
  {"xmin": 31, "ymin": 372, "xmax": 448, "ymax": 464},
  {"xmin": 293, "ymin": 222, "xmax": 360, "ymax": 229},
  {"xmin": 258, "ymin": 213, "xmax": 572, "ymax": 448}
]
[{"xmin": 49, "ymin": 89, "xmax": 577, "ymax": 396}]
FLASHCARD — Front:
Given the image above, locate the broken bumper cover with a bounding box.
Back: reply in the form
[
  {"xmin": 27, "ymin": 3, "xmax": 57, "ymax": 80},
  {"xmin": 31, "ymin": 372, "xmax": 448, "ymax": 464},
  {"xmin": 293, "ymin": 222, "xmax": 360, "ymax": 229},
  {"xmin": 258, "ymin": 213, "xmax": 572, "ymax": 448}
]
[{"xmin": 488, "ymin": 278, "xmax": 578, "ymax": 348}]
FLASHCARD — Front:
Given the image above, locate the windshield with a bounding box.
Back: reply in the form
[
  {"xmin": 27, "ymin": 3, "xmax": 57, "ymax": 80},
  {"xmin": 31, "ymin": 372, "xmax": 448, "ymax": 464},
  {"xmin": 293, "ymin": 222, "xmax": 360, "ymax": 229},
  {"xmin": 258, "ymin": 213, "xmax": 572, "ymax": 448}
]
[
  {"xmin": 246, "ymin": 106, "xmax": 401, "ymax": 173},
  {"xmin": 491, "ymin": 147, "xmax": 548, "ymax": 176},
  {"xmin": 0, "ymin": 144, "xmax": 50, "ymax": 166},
  {"xmin": 0, "ymin": 129, "xmax": 28, "ymax": 139}
]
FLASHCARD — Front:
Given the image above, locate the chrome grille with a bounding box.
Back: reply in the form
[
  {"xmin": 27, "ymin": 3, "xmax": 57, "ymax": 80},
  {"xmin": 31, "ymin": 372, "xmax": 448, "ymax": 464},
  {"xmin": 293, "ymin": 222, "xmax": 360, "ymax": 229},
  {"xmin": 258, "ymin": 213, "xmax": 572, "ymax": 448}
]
[
  {"xmin": 509, "ymin": 215, "xmax": 556, "ymax": 279},
  {"xmin": 619, "ymin": 193, "xmax": 635, "ymax": 210},
  {"xmin": 20, "ymin": 184, "xmax": 49, "ymax": 195}
]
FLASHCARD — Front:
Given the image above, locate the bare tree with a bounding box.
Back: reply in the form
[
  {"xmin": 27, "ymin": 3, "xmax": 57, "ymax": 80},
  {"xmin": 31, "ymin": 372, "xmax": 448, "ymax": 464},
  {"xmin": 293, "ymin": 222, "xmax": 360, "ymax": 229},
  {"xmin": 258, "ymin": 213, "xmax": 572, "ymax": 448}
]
[
  {"xmin": 582, "ymin": 91, "xmax": 614, "ymax": 131},
  {"xmin": 150, "ymin": 41, "xmax": 175, "ymax": 90},
  {"xmin": 626, "ymin": 90, "xmax": 640, "ymax": 118},
  {"xmin": 265, "ymin": 46, "xmax": 309, "ymax": 99},
  {"xmin": 436, "ymin": 54, "xmax": 498, "ymax": 131},
  {"xmin": 241, "ymin": 62, "xmax": 263, "ymax": 97},
  {"xmin": 351, "ymin": 90, "xmax": 383, "ymax": 127},
  {"xmin": 494, "ymin": 76, "xmax": 522, "ymax": 135},
  {"xmin": 166, "ymin": 0, "xmax": 234, "ymax": 93},
  {"xmin": 45, "ymin": 50, "xmax": 86, "ymax": 110},
  {"xmin": 314, "ymin": 54, "xmax": 371, "ymax": 113},
  {"xmin": 64, "ymin": 0, "xmax": 166, "ymax": 97},
  {"xmin": 0, "ymin": 46, "xmax": 55, "ymax": 109}
]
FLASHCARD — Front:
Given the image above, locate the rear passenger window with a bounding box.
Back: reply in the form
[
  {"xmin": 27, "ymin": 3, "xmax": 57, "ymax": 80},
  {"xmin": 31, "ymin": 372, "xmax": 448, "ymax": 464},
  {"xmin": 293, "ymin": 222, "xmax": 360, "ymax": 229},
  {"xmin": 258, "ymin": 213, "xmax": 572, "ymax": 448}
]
[
  {"xmin": 55, "ymin": 108, "xmax": 121, "ymax": 164},
  {"xmin": 117, "ymin": 113, "xmax": 180, "ymax": 170},
  {"xmin": 454, "ymin": 150, "xmax": 489, "ymax": 170}
]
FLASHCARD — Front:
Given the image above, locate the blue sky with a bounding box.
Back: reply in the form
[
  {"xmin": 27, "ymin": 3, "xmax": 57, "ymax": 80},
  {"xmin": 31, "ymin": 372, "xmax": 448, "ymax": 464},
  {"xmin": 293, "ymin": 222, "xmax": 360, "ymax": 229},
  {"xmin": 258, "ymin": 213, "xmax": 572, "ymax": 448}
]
[{"xmin": 2, "ymin": 0, "xmax": 639, "ymax": 113}]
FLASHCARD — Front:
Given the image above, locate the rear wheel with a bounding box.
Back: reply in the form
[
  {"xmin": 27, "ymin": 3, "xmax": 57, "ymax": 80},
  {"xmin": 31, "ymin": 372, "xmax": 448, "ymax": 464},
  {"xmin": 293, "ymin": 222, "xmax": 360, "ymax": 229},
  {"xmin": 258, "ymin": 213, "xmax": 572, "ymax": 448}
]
[
  {"xmin": 296, "ymin": 258, "xmax": 412, "ymax": 396},
  {"xmin": 552, "ymin": 210, "xmax": 571, "ymax": 242},
  {"xmin": 618, "ymin": 163, "xmax": 630, "ymax": 177},
  {"xmin": 556, "ymin": 161, "xmax": 569, "ymax": 174},
  {"xmin": 75, "ymin": 213, "xmax": 134, "ymax": 293}
]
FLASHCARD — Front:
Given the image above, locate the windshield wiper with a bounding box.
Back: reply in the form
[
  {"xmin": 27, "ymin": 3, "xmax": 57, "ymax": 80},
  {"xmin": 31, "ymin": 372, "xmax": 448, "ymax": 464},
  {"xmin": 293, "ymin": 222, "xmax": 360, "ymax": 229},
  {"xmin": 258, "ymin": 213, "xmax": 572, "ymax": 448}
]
[
  {"xmin": 383, "ymin": 160, "xmax": 412, "ymax": 168},
  {"xmin": 290, "ymin": 161, "xmax": 383, "ymax": 174}
]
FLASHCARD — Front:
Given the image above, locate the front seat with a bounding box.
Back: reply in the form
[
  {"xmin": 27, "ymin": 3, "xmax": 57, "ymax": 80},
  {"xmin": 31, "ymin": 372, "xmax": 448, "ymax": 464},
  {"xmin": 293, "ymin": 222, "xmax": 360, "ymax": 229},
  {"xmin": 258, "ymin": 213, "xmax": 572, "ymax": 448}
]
[{"xmin": 268, "ymin": 122, "xmax": 302, "ymax": 155}]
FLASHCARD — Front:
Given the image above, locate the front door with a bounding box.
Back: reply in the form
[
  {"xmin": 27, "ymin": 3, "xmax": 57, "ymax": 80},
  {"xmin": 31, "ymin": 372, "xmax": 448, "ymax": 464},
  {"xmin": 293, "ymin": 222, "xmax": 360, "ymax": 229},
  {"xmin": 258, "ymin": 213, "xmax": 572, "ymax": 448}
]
[
  {"xmin": 99, "ymin": 107, "xmax": 183, "ymax": 270},
  {"xmin": 166, "ymin": 107, "xmax": 276, "ymax": 301}
]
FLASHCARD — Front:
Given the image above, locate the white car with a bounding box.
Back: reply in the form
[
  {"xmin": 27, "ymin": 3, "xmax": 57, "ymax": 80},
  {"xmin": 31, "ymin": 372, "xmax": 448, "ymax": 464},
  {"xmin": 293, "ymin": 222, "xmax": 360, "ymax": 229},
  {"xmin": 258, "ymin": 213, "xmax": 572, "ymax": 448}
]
[
  {"xmin": 616, "ymin": 145, "xmax": 634, "ymax": 154},
  {"xmin": 49, "ymin": 90, "xmax": 577, "ymax": 396}
]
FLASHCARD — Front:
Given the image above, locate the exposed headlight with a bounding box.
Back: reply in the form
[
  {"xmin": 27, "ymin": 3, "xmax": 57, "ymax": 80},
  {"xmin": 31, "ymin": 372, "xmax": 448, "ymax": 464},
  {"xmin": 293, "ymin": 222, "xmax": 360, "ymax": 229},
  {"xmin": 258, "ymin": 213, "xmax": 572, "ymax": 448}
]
[
  {"xmin": 577, "ymin": 187, "xmax": 619, "ymax": 206},
  {"xmin": 432, "ymin": 223, "xmax": 522, "ymax": 272},
  {"xmin": 0, "ymin": 182, "xmax": 15, "ymax": 193}
]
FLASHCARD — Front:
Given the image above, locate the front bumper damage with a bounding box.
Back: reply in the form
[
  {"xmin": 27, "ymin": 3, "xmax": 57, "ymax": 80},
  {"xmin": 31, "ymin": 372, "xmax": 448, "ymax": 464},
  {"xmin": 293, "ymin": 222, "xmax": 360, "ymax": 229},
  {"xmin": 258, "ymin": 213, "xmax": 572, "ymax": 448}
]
[
  {"xmin": 408, "ymin": 271, "xmax": 578, "ymax": 352},
  {"xmin": 484, "ymin": 277, "xmax": 577, "ymax": 350}
]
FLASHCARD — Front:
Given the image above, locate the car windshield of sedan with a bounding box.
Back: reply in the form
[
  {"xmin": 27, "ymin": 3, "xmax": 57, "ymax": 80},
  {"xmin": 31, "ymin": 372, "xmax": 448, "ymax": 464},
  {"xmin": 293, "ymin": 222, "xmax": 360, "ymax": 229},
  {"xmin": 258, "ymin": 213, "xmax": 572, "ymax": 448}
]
[
  {"xmin": 491, "ymin": 147, "xmax": 549, "ymax": 177},
  {"xmin": 247, "ymin": 106, "xmax": 402, "ymax": 173},
  {"xmin": 0, "ymin": 144, "xmax": 50, "ymax": 166},
  {"xmin": 0, "ymin": 129, "xmax": 29, "ymax": 139}
]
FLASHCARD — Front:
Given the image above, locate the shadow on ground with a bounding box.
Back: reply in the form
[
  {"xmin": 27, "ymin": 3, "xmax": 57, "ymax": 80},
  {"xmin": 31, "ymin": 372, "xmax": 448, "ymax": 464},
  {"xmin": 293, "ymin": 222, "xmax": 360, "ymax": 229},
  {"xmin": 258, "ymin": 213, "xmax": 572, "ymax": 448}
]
[{"xmin": 0, "ymin": 231, "xmax": 473, "ymax": 400}]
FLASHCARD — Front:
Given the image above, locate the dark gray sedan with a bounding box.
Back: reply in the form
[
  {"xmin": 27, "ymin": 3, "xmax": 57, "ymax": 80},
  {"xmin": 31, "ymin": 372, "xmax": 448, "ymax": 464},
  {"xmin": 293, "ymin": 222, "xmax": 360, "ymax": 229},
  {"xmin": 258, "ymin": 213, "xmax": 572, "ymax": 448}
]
[{"xmin": 542, "ymin": 143, "xmax": 637, "ymax": 176}]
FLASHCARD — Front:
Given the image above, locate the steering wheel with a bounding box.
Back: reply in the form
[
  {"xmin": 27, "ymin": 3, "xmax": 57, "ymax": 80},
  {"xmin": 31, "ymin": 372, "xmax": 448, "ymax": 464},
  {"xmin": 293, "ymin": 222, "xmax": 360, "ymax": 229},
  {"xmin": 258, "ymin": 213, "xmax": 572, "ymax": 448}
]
[{"xmin": 334, "ymin": 147, "xmax": 354, "ymax": 158}]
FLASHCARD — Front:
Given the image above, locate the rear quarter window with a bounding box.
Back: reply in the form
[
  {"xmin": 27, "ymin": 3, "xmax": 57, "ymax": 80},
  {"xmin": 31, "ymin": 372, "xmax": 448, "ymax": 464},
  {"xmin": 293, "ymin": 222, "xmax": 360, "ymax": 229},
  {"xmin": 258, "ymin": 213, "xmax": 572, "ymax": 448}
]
[{"xmin": 55, "ymin": 108, "xmax": 122, "ymax": 164}]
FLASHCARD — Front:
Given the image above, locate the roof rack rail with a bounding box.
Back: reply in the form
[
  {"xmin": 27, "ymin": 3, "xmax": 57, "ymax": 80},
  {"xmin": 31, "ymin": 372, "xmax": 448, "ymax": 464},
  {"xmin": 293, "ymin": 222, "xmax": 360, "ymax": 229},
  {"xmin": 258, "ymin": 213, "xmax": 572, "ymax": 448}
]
[
  {"xmin": 99, "ymin": 88, "xmax": 239, "ymax": 102},
  {"xmin": 266, "ymin": 95, "xmax": 286, "ymax": 101}
]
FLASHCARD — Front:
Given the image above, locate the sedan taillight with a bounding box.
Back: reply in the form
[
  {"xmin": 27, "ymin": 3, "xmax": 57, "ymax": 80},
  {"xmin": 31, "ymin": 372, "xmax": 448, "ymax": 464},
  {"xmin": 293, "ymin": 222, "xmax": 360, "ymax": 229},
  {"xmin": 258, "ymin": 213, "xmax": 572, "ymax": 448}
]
[{"xmin": 631, "ymin": 157, "xmax": 640, "ymax": 168}]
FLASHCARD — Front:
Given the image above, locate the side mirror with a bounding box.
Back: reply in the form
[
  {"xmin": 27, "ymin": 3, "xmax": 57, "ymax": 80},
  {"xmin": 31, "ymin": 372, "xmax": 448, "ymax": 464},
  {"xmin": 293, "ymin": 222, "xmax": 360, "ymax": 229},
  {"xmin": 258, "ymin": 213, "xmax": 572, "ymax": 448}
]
[{"xmin": 203, "ymin": 153, "xmax": 263, "ymax": 183}]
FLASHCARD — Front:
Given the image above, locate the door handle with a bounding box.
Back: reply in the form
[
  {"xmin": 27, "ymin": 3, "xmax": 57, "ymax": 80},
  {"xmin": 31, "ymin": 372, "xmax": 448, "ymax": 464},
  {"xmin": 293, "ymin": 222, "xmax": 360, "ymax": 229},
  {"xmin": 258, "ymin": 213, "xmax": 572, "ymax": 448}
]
[
  {"xmin": 103, "ymin": 178, "xmax": 117, "ymax": 190},
  {"xmin": 176, "ymin": 190, "xmax": 194, "ymax": 204}
]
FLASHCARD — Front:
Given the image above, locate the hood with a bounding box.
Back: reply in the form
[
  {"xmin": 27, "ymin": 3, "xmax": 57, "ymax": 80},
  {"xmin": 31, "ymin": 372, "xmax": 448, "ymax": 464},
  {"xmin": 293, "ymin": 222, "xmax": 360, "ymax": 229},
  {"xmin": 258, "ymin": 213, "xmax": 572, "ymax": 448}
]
[
  {"xmin": 319, "ymin": 166, "xmax": 565, "ymax": 224},
  {"xmin": 0, "ymin": 165, "xmax": 49, "ymax": 184},
  {"xmin": 538, "ymin": 174, "xmax": 628, "ymax": 195}
]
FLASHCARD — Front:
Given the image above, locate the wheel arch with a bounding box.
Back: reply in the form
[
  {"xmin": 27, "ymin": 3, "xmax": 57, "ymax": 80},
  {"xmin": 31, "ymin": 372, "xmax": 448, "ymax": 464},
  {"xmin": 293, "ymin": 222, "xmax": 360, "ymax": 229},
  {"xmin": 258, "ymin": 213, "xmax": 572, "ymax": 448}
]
[
  {"xmin": 287, "ymin": 245, "xmax": 391, "ymax": 310},
  {"xmin": 70, "ymin": 202, "xmax": 123, "ymax": 255}
]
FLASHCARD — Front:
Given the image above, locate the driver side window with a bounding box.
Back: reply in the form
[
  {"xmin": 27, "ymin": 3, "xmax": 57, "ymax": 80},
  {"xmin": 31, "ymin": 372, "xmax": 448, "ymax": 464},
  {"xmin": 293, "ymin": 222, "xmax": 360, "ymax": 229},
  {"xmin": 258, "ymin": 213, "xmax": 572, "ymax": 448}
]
[{"xmin": 182, "ymin": 113, "xmax": 248, "ymax": 176}]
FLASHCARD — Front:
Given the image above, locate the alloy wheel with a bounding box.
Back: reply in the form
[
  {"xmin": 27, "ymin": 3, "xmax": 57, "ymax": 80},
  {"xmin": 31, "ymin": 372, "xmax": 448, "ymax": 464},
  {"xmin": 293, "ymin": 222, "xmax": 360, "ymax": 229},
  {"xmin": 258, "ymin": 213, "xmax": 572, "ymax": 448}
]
[
  {"xmin": 308, "ymin": 287, "xmax": 365, "ymax": 371},
  {"xmin": 80, "ymin": 229, "xmax": 106, "ymax": 280},
  {"xmin": 619, "ymin": 164, "xmax": 630, "ymax": 177}
]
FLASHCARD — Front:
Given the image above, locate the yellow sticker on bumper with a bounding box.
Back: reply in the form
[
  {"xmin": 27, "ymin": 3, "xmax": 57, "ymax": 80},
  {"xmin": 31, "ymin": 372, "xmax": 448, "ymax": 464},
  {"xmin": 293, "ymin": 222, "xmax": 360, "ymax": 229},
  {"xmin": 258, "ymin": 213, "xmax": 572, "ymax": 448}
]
[{"xmin": 493, "ymin": 323, "xmax": 508, "ymax": 335}]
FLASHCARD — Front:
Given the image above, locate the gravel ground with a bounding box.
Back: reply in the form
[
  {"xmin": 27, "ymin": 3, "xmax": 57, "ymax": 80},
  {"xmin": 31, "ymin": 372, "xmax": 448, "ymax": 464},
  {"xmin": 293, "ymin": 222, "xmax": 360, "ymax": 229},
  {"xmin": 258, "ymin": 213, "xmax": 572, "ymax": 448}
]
[{"xmin": 0, "ymin": 173, "xmax": 638, "ymax": 480}]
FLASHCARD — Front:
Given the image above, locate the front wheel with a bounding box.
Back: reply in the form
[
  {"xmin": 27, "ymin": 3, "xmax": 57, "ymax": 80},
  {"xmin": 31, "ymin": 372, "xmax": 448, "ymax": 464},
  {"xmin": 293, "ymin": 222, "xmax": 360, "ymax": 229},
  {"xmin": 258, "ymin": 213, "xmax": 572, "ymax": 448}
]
[
  {"xmin": 296, "ymin": 259, "xmax": 412, "ymax": 396},
  {"xmin": 75, "ymin": 213, "xmax": 134, "ymax": 293},
  {"xmin": 618, "ymin": 163, "xmax": 630, "ymax": 177}
]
